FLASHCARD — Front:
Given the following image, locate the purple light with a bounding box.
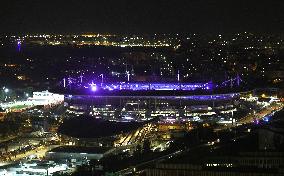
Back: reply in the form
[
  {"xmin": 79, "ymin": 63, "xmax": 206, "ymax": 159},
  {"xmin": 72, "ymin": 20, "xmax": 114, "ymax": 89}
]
[
  {"xmin": 17, "ymin": 40, "xmax": 21, "ymax": 52},
  {"xmin": 88, "ymin": 82, "xmax": 214, "ymax": 91},
  {"xmin": 91, "ymin": 84, "xmax": 97, "ymax": 91},
  {"xmin": 89, "ymin": 81, "xmax": 97, "ymax": 92},
  {"xmin": 254, "ymin": 119, "xmax": 259, "ymax": 125},
  {"xmin": 62, "ymin": 75, "xmax": 216, "ymax": 92}
]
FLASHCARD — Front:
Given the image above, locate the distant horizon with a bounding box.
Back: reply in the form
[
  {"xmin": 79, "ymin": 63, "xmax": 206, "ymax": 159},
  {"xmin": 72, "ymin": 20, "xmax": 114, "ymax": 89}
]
[{"xmin": 1, "ymin": 32, "xmax": 284, "ymax": 36}]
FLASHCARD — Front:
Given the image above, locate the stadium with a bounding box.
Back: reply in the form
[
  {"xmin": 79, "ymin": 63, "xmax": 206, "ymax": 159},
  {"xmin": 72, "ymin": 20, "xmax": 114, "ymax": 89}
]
[{"xmin": 51, "ymin": 75, "xmax": 246, "ymax": 123}]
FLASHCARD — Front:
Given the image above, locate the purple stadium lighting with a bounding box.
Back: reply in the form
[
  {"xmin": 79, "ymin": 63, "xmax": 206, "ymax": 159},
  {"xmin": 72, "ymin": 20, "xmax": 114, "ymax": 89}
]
[
  {"xmin": 90, "ymin": 82, "xmax": 97, "ymax": 92},
  {"xmin": 60, "ymin": 75, "xmax": 217, "ymax": 92},
  {"xmin": 126, "ymin": 71, "xmax": 130, "ymax": 82},
  {"xmin": 91, "ymin": 85, "xmax": 97, "ymax": 91},
  {"xmin": 17, "ymin": 40, "xmax": 21, "ymax": 52},
  {"xmin": 63, "ymin": 78, "xmax": 66, "ymax": 88},
  {"xmin": 100, "ymin": 74, "xmax": 104, "ymax": 86},
  {"xmin": 80, "ymin": 74, "xmax": 83, "ymax": 83},
  {"xmin": 88, "ymin": 82, "xmax": 214, "ymax": 91}
]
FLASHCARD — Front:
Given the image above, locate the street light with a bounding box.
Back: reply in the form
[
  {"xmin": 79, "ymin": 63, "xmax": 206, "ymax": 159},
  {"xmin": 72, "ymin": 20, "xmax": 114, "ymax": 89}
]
[{"xmin": 4, "ymin": 88, "xmax": 9, "ymax": 93}]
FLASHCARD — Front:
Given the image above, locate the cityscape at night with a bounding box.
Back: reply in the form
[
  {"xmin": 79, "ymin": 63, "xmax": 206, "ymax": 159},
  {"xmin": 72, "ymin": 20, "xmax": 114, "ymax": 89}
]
[{"xmin": 0, "ymin": 0, "xmax": 284, "ymax": 176}]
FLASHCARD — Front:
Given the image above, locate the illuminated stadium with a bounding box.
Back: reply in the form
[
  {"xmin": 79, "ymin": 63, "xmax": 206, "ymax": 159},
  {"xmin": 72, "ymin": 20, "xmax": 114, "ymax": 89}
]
[
  {"xmin": 50, "ymin": 75, "xmax": 246, "ymax": 124},
  {"xmin": 54, "ymin": 76, "xmax": 248, "ymax": 140},
  {"xmin": 51, "ymin": 74, "xmax": 244, "ymax": 98},
  {"xmin": 84, "ymin": 82, "xmax": 213, "ymax": 91}
]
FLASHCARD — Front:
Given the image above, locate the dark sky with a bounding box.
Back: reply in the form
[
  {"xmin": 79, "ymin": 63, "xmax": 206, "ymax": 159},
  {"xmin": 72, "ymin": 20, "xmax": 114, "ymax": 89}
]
[{"xmin": 0, "ymin": 0, "xmax": 283, "ymax": 34}]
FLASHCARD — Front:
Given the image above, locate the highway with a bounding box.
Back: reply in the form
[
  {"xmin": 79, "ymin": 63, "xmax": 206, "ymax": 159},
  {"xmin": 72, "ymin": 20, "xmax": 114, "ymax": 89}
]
[{"xmin": 239, "ymin": 103, "xmax": 283, "ymax": 124}]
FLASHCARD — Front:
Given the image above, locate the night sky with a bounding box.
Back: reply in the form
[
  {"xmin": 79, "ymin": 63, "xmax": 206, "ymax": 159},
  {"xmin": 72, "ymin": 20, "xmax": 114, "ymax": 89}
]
[{"xmin": 0, "ymin": 0, "xmax": 283, "ymax": 34}]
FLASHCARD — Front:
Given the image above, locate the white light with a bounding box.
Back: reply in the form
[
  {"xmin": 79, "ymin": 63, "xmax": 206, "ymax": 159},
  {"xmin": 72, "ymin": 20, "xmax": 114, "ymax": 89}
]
[
  {"xmin": 4, "ymin": 88, "xmax": 9, "ymax": 93},
  {"xmin": 91, "ymin": 85, "xmax": 97, "ymax": 91}
]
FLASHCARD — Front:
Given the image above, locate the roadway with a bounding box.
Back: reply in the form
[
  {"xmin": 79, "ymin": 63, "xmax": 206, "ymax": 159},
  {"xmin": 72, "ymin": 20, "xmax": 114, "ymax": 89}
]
[
  {"xmin": 238, "ymin": 103, "xmax": 283, "ymax": 124},
  {"xmin": 115, "ymin": 132, "xmax": 250, "ymax": 175}
]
